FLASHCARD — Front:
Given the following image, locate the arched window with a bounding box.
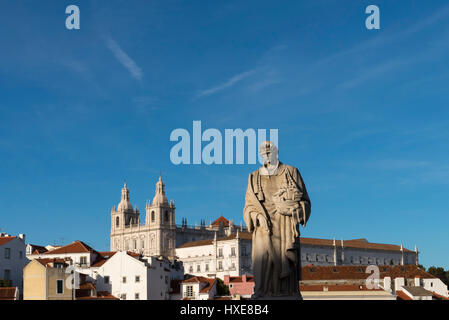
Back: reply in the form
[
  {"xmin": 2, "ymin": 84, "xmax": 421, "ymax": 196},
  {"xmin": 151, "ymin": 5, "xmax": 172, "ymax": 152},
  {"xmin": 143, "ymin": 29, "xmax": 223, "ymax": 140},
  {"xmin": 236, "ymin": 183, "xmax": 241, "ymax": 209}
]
[
  {"xmin": 164, "ymin": 211, "xmax": 169, "ymax": 222},
  {"xmin": 116, "ymin": 217, "xmax": 120, "ymax": 227},
  {"xmin": 151, "ymin": 211, "xmax": 155, "ymax": 222},
  {"xmin": 134, "ymin": 239, "xmax": 137, "ymax": 250}
]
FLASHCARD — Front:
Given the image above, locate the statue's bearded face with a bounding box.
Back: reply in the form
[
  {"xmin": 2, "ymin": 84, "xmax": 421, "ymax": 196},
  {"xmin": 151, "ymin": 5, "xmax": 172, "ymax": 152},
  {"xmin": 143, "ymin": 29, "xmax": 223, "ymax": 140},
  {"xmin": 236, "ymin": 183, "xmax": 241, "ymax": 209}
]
[{"xmin": 260, "ymin": 148, "xmax": 278, "ymax": 166}]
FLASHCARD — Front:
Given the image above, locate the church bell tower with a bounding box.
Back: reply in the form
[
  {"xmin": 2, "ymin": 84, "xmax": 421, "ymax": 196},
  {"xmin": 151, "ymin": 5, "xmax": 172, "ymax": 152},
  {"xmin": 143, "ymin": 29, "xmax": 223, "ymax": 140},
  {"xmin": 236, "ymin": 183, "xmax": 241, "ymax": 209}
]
[{"xmin": 145, "ymin": 176, "xmax": 176, "ymax": 257}]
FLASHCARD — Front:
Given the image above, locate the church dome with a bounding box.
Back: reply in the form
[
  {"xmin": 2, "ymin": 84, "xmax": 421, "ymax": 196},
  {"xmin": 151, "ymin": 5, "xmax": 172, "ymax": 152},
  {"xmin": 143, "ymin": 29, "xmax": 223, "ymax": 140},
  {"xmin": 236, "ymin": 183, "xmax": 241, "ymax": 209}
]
[
  {"xmin": 117, "ymin": 183, "xmax": 133, "ymax": 212},
  {"xmin": 152, "ymin": 176, "xmax": 168, "ymax": 206}
]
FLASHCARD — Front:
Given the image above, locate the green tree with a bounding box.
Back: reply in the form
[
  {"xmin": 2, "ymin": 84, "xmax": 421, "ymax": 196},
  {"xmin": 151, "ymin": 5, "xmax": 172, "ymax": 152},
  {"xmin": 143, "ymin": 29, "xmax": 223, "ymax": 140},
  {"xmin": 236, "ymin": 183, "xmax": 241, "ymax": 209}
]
[
  {"xmin": 216, "ymin": 278, "xmax": 230, "ymax": 296},
  {"xmin": 427, "ymin": 266, "xmax": 449, "ymax": 286}
]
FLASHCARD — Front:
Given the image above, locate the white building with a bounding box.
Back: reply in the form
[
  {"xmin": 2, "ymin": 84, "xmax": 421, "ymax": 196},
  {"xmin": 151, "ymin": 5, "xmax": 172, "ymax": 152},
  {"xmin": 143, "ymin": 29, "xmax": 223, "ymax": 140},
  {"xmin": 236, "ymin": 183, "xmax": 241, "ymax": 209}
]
[
  {"xmin": 180, "ymin": 276, "xmax": 217, "ymax": 300},
  {"xmin": 0, "ymin": 233, "xmax": 27, "ymax": 294},
  {"xmin": 27, "ymin": 239, "xmax": 184, "ymax": 300},
  {"xmin": 300, "ymin": 238, "xmax": 419, "ymax": 267},
  {"xmin": 175, "ymin": 230, "xmax": 252, "ymax": 279},
  {"xmin": 95, "ymin": 251, "xmax": 183, "ymax": 300}
]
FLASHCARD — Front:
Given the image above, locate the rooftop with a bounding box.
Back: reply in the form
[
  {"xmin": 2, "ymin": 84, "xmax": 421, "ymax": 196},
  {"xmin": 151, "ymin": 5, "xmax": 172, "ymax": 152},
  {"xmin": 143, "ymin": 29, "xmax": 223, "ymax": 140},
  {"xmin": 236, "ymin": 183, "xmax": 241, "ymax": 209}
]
[
  {"xmin": 301, "ymin": 265, "xmax": 435, "ymax": 281},
  {"xmin": 0, "ymin": 287, "xmax": 17, "ymax": 300}
]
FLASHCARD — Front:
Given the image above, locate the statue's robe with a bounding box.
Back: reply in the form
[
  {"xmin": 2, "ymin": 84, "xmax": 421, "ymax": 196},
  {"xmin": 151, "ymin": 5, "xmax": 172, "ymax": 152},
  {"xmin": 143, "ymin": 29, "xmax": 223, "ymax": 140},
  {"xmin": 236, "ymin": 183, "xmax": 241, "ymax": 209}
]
[{"xmin": 243, "ymin": 163, "xmax": 311, "ymax": 298}]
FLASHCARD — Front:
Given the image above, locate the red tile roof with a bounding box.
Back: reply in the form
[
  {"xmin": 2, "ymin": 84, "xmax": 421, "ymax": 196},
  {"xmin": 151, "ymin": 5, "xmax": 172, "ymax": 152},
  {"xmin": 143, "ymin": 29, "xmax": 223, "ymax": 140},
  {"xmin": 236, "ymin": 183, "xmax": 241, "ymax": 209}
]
[
  {"xmin": 29, "ymin": 244, "xmax": 49, "ymax": 254},
  {"xmin": 431, "ymin": 292, "xmax": 449, "ymax": 300},
  {"xmin": 300, "ymin": 284, "xmax": 384, "ymax": 292},
  {"xmin": 177, "ymin": 233, "xmax": 411, "ymax": 253},
  {"xmin": 182, "ymin": 276, "xmax": 217, "ymax": 294},
  {"xmin": 395, "ymin": 290, "xmax": 413, "ymax": 300},
  {"xmin": 0, "ymin": 287, "xmax": 17, "ymax": 300},
  {"xmin": 91, "ymin": 252, "xmax": 117, "ymax": 268},
  {"xmin": 0, "ymin": 237, "xmax": 16, "ymax": 246},
  {"xmin": 301, "ymin": 265, "xmax": 435, "ymax": 281},
  {"xmin": 42, "ymin": 241, "xmax": 97, "ymax": 255},
  {"xmin": 300, "ymin": 237, "xmax": 414, "ymax": 253},
  {"xmin": 211, "ymin": 215, "xmax": 229, "ymax": 227}
]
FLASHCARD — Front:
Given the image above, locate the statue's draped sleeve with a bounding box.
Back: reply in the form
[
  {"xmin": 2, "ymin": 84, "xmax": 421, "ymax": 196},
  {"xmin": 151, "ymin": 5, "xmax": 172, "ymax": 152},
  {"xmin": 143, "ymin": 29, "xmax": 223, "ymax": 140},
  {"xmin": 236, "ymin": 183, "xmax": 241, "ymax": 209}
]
[
  {"xmin": 291, "ymin": 167, "xmax": 311, "ymax": 227},
  {"xmin": 243, "ymin": 172, "xmax": 267, "ymax": 232}
]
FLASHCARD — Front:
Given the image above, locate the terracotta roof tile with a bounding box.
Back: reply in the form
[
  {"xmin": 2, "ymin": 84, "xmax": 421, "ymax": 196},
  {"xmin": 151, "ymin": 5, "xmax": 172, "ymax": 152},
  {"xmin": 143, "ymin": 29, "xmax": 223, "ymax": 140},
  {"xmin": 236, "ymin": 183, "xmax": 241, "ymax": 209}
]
[
  {"xmin": 211, "ymin": 216, "xmax": 229, "ymax": 227},
  {"xmin": 0, "ymin": 287, "xmax": 17, "ymax": 300},
  {"xmin": 300, "ymin": 284, "xmax": 384, "ymax": 292},
  {"xmin": 0, "ymin": 237, "xmax": 16, "ymax": 246},
  {"xmin": 300, "ymin": 237, "xmax": 414, "ymax": 253},
  {"xmin": 301, "ymin": 265, "xmax": 435, "ymax": 281},
  {"xmin": 182, "ymin": 276, "xmax": 217, "ymax": 294},
  {"xmin": 91, "ymin": 252, "xmax": 117, "ymax": 268},
  {"xmin": 42, "ymin": 241, "xmax": 97, "ymax": 255},
  {"xmin": 431, "ymin": 292, "xmax": 449, "ymax": 300},
  {"xmin": 395, "ymin": 290, "xmax": 413, "ymax": 300}
]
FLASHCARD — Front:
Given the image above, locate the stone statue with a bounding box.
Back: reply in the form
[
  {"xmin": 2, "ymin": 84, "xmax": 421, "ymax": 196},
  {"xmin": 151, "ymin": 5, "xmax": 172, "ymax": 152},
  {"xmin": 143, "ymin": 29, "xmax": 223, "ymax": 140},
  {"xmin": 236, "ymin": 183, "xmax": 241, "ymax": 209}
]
[{"xmin": 243, "ymin": 141, "xmax": 311, "ymax": 299}]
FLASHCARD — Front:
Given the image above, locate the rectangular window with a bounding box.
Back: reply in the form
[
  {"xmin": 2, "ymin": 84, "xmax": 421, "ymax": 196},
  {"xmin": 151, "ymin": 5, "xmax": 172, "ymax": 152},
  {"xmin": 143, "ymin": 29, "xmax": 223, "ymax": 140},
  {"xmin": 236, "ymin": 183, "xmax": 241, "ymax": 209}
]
[
  {"xmin": 242, "ymin": 246, "xmax": 247, "ymax": 256},
  {"xmin": 218, "ymin": 261, "xmax": 223, "ymax": 270},
  {"xmin": 121, "ymin": 293, "xmax": 127, "ymax": 300},
  {"xmin": 80, "ymin": 256, "xmax": 87, "ymax": 265},
  {"xmin": 218, "ymin": 248, "xmax": 223, "ymax": 257},
  {"xmin": 122, "ymin": 277, "xmax": 127, "ymax": 283},
  {"xmin": 135, "ymin": 293, "xmax": 140, "ymax": 300},
  {"xmin": 197, "ymin": 265, "xmax": 201, "ymax": 272},
  {"xmin": 19, "ymin": 251, "xmax": 23, "ymax": 259},
  {"xmin": 4, "ymin": 248, "xmax": 10, "ymax": 259},
  {"xmin": 186, "ymin": 285, "xmax": 193, "ymax": 297},
  {"xmin": 231, "ymin": 247, "xmax": 236, "ymax": 257},
  {"xmin": 56, "ymin": 280, "xmax": 64, "ymax": 294},
  {"xmin": 4, "ymin": 269, "xmax": 11, "ymax": 281},
  {"xmin": 205, "ymin": 264, "xmax": 209, "ymax": 272},
  {"xmin": 104, "ymin": 276, "xmax": 110, "ymax": 284},
  {"xmin": 135, "ymin": 276, "xmax": 140, "ymax": 283}
]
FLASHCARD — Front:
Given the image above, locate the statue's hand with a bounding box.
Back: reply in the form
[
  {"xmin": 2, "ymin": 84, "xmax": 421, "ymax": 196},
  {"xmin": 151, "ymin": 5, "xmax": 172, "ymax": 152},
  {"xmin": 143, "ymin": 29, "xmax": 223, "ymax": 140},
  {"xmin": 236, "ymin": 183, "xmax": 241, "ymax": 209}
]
[
  {"xmin": 275, "ymin": 200, "xmax": 300, "ymax": 216},
  {"xmin": 253, "ymin": 213, "xmax": 269, "ymax": 232}
]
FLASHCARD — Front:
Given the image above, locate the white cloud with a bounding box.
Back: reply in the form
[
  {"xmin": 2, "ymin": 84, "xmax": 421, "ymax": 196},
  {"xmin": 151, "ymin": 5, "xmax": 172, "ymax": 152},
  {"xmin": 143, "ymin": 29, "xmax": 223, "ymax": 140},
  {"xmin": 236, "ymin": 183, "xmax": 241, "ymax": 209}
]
[
  {"xmin": 106, "ymin": 37, "xmax": 143, "ymax": 81},
  {"xmin": 197, "ymin": 69, "xmax": 256, "ymax": 97}
]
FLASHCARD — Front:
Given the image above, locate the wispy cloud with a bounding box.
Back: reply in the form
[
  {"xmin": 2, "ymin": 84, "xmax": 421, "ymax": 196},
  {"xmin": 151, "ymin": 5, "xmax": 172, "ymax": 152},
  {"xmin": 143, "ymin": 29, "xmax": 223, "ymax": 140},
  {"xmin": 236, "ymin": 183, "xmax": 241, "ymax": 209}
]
[
  {"xmin": 197, "ymin": 69, "xmax": 257, "ymax": 97},
  {"xmin": 106, "ymin": 37, "xmax": 143, "ymax": 81}
]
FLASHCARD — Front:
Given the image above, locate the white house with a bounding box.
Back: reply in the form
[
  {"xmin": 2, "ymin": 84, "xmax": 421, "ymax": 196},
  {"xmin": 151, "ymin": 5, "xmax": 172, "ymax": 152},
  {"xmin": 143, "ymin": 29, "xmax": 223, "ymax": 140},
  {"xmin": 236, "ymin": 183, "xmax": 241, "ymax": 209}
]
[
  {"xmin": 175, "ymin": 230, "xmax": 252, "ymax": 280},
  {"xmin": 181, "ymin": 276, "xmax": 217, "ymax": 300},
  {"xmin": 0, "ymin": 233, "xmax": 27, "ymax": 295},
  {"xmin": 94, "ymin": 251, "xmax": 183, "ymax": 300}
]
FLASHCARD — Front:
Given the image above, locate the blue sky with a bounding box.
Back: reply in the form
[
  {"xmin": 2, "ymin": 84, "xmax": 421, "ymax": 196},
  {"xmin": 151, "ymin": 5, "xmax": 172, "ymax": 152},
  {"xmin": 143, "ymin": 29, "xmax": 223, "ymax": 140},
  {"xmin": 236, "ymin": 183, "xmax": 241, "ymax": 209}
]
[{"xmin": 1, "ymin": 0, "xmax": 449, "ymax": 268}]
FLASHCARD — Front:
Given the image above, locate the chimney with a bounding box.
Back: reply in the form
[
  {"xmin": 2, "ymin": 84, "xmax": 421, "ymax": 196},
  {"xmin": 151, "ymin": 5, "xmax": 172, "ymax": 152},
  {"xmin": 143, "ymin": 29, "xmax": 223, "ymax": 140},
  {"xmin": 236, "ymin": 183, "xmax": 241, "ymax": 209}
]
[
  {"xmin": 414, "ymin": 276, "xmax": 421, "ymax": 287},
  {"xmin": 383, "ymin": 277, "xmax": 392, "ymax": 292},
  {"xmin": 394, "ymin": 277, "xmax": 405, "ymax": 292},
  {"xmin": 224, "ymin": 275, "xmax": 230, "ymax": 284},
  {"xmin": 19, "ymin": 234, "xmax": 26, "ymax": 242},
  {"xmin": 242, "ymin": 274, "xmax": 247, "ymax": 283}
]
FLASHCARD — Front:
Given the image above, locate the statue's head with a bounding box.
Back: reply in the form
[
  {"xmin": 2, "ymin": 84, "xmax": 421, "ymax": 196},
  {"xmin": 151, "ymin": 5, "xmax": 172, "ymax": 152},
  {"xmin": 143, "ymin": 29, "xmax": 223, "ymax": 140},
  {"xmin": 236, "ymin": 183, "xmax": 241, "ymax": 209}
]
[{"xmin": 259, "ymin": 141, "xmax": 278, "ymax": 167}]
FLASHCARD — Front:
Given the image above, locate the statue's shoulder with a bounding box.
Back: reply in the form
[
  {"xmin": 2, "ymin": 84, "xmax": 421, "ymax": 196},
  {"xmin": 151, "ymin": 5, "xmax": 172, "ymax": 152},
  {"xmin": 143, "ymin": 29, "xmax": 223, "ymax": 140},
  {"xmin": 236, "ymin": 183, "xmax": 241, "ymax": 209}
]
[
  {"xmin": 249, "ymin": 169, "xmax": 260, "ymax": 179},
  {"xmin": 279, "ymin": 163, "xmax": 299, "ymax": 175}
]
